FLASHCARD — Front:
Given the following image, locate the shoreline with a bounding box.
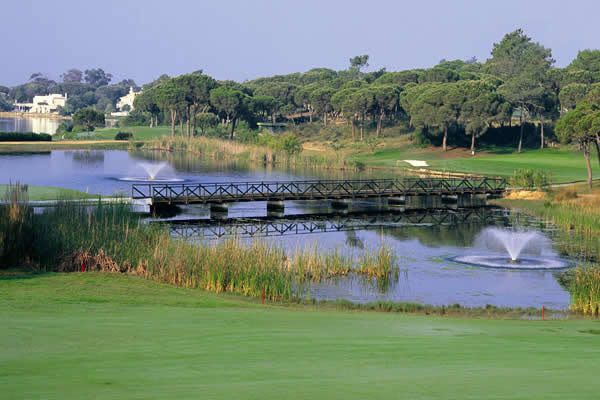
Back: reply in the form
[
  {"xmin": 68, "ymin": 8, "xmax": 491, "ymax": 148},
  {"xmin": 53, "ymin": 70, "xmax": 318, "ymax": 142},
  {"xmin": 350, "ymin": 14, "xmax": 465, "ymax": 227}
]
[{"xmin": 0, "ymin": 111, "xmax": 71, "ymax": 120}]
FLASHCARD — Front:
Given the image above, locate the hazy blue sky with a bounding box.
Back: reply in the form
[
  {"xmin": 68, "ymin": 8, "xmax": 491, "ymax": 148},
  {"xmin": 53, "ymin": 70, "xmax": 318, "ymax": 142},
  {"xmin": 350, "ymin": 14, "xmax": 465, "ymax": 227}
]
[{"xmin": 2, "ymin": 0, "xmax": 599, "ymax": 86}]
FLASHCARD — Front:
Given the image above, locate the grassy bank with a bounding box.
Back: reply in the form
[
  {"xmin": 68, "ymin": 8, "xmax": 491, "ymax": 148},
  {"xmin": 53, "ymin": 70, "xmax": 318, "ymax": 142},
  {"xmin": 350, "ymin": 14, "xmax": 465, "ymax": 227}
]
[
  {"xmin": 496, "ymin": 187, "xmax": 600, "ymax": 314},
  {"xmin": 133, "ymin": 126, "xmax": 600, "ymax": 183},
  {"xmin": 0, "ymin": 140, "xmax": 128, "ymax": 152},
  {"xmin": 2, "ymin": 272, "xmax": 600, "ymax": 400},
  {"xmin": 85, "ymin": 125, "xmax": 172, "ymax": 141},
  {"xmin": 350, "ymin": 140, "xmax": 600, "ymax": 183},
  {"xmin": 141, "ymin": 135, "xmax": 356, "ymax": 170},
  {"xmin": 0, "ymin": 184, "xmax": 96, "ymax": 201}
]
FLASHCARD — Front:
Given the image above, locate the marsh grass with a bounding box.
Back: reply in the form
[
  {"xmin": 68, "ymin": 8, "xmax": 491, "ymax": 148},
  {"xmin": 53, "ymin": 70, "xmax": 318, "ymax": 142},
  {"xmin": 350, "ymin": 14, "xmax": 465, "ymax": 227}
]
[
  {"xmin": 564, "ymin": 266, "xmax": 600, "ymax": 315},
  {"xmin": 139, "ymin": 136, "xmax": 354, "ymax": 170},
  {"xmin": 0, "ymin": 183, "xmax": 34, "ymax": 266},
  {"xmin": 1, "ymin": 198, "xmax": 399, "ymax": 301},
  {"xmin": 499, "ymin": 187, "xmax": 600, "ymax": 315},
  {"xmin": 288, "ymin": 243, "xmax": 399, "ymax": 286}
]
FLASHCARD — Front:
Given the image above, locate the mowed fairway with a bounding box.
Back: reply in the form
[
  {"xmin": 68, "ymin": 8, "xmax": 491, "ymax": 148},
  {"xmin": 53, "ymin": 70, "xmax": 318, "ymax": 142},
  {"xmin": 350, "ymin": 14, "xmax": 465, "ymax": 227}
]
[
  {"xmin": 0, "ymin": 184, "xmax": 97, "ymax": 201},
  {"xmin": 352, "ymin": 146, "xmax": 600, "ymax": 183},
  {"xmin": 2, "ymin": 273, "xmax": 600, "ymax": 399}
]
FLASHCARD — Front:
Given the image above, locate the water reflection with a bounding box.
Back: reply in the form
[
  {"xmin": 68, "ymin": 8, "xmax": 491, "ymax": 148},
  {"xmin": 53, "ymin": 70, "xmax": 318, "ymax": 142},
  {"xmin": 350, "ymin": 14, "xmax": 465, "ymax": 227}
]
[
  {"xmin": 66, "ymin": 150, "xmax": 105, "ymax": 168},
  {"xmin": 164, "ymin": 207, "xmax": 573, "ymax": 309},
  {"xmin": 0, "ymin": 149, "xmax": 586, "ymax": 309},
  {"xmin": 0, "ymin": 117, "xmax": 61, "ymax": 134}
]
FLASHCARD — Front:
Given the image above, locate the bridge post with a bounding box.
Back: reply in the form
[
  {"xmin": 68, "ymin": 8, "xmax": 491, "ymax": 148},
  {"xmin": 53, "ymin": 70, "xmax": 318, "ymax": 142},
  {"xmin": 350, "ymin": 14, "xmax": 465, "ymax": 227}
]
[
  {"xmin": 330, "ymin": 199, "xmax": 350, "ymax": 213},
  {"xmin": 209, "ymin": 203, "xmax": 229, "ymax": 219},
  {"xmin": 266, "ymin": 200, "xmax": 285, "ymax": 218},
  {"xmin": 150, "ymin": 203, "xmax": 180, "ymax": 217},
  {"xmin": 404, "ymin": 195, "xmax": 443, "ymax": 210},
  {"xmin": 457, "ymin": 193, "xmax": 487, "ymax": 208},
  {"xmin": 387, "ymin": 196, "xmax": 405, "ymax": 206}
]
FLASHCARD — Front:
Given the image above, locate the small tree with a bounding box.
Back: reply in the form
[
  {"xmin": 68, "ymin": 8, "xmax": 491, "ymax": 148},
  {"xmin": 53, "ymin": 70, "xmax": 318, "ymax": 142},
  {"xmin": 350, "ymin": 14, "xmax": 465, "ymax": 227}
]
[
  {"xmin": 72, "ymin": 107, "xmax": 105, "ymax": 132},
  {"xmin": 279, "ymin": 133, "xmax": 302, "ymax": 156},
  {"xmin": 210, "ymin": 86, "xmax": 246, "ymax": 139},
  {"xmin": 195, "ymin": 112, "xmax": 219, "ymax": 135},
  {"xmin": 556, "ymin": 103, "xmax": 599, "ymax": 188}
]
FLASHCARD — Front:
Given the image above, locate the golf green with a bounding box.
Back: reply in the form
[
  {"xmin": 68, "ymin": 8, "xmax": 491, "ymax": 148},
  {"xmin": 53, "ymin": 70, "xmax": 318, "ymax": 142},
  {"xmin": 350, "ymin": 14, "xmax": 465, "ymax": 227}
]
[{"xmin": 2, "ymin": 273, "xmax": 599, "ymax": 399}]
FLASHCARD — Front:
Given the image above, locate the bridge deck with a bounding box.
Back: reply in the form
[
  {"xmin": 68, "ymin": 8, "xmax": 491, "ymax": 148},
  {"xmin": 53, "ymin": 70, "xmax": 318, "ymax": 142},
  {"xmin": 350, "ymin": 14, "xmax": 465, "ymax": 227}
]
[{"xmin": 132, "ymin": 177, "xmax": 506, "ymax": 205}]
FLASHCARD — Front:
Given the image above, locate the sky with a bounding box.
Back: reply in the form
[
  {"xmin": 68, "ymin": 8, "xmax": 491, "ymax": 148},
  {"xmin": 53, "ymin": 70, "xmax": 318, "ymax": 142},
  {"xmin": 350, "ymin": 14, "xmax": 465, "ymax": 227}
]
[{"xmin": 2, "ymin": 0, "xmax": 599, "ymax": 86}]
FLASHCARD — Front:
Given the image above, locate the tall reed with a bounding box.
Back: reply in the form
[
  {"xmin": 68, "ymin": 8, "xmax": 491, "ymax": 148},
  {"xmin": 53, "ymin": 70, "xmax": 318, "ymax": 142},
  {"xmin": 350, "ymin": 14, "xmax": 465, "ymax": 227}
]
[
  {"xmin": 567, "ymin": 266, "xmax": 600, "ymax": 315},
  {"xmin": 0, "ymin": 183, "xmax": 33, "ymax": 266},
  {"xmin": 2, "ymin": 200, "xmax": 399, "ymax": 301},
  {"xmin": 139, "ymin": 136, "xmax": 353, "ymax": 170}
]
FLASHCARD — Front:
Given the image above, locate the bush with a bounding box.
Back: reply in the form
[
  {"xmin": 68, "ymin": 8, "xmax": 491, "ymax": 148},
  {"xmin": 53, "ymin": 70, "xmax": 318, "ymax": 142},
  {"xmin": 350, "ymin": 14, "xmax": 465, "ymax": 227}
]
[
  {"xmin": 115, "ymin": 131, "xmax": 134, "ymax": 141},
  {"xmin": 278, "ymin": 133, "xmax": 302, "ymax": 156},
  {"xmin": 510, "ymin": 169, "xmax": 551, "ymax": 189},
  {"xmin": 0, "ymin": 132, "xmax": 52, "ymax": 142},
  {"xmin": 72, "ymin": 107, "xmax": 105, "ymax": 132},
  {"xmin": 257, "ymin": 132, "xmax": 302, "ymax": 156},
  {"xmin": 56, "ymin": 121, "xmax": 74, "ymax": 134}
]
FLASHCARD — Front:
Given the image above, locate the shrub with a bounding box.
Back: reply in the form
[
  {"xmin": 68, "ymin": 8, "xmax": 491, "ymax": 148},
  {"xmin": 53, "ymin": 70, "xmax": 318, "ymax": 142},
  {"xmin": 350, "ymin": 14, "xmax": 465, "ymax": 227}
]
[
  {"xmin": 72, "ymin": 107, "xmax": 105, "ymax": 132},
  {"xmin": 0, "ymin": 132, "xmax": 52, "ymax": 142},
  {"xmin": 56, "ymin": 121, "xmax": 74, "ymax": 134},
  {"xmin": 115, "ymin": 131, "xmax": 134, "ymax": 141},
  {"xmin": 510, "ymin": 169, "xmax": 551, "ymax": 189}
]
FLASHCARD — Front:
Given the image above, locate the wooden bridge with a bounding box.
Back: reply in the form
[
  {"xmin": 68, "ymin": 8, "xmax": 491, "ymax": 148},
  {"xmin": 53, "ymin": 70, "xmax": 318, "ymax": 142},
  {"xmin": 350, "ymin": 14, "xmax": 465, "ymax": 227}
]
[{"xmin": 132, "ymin": 177, "xmax": 506, "ymax": 216}]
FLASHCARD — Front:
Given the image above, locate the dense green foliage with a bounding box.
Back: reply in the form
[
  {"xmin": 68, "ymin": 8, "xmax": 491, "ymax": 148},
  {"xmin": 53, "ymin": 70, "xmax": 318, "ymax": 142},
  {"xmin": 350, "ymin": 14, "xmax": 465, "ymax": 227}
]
[
  {"xmin": 556, "ymin": 92, "xmax": 600, "ymax": 186},
  {"xmin": 509, "ymin": 168, "xmax": 551, "ymax": 189},
  {"xmin": 72, "ymin": 107, "xmax": 105, "ymax": 132},
  {"xmin": 0, "ymin": 132, "xmax": 51, "ymax": 142}
]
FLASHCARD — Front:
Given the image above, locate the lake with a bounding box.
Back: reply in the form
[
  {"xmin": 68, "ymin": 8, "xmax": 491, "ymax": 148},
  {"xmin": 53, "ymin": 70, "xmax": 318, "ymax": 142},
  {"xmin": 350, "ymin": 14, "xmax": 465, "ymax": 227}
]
[
  {"xmin": 0, "ymin": 149, "xmax": 576, "ymax": 309},
  {"xmin": 0, "ymin": 116, "xmax": 61, "ymax": 134}
]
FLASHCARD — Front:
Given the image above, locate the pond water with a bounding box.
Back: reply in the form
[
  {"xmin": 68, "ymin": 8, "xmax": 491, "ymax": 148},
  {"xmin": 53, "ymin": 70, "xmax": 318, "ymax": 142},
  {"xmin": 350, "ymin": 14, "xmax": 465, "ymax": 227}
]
[
  {"xmin": 0, "ymin": 116, "xmax": 61, "ymax": 134},
  {"xmin": 0, "ymin": 149, "xmax": 576, "ymax": 309}
]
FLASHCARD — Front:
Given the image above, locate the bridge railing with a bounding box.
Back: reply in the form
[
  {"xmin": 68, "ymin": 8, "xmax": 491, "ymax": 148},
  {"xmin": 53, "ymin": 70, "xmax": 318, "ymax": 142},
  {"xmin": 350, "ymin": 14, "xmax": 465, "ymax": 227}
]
[{"xmin": 132, "ymin": 177, "xmax": 507, "ymax": 203}]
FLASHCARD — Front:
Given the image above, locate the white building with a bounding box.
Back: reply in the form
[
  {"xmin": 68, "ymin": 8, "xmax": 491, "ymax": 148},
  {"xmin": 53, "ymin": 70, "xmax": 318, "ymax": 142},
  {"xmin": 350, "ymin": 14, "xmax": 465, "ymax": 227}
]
[
  {"xmin": 14, "ymin": 93, "xmax": 68, "ymax": 114},
  {"xmin": 115, "ymin": 87, "xmax": 141, "ymax": 113}
]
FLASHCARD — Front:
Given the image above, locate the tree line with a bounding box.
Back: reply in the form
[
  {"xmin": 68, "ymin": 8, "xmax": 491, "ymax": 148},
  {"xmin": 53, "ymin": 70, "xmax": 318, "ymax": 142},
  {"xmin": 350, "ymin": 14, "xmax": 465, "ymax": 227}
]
[
  {"xmin": 127, "ymin": 30, "xmax": 600, "ymax": 155},
  {"xmin": 2, "ymin": 29, "xmax": 600, "ymax": 183}
]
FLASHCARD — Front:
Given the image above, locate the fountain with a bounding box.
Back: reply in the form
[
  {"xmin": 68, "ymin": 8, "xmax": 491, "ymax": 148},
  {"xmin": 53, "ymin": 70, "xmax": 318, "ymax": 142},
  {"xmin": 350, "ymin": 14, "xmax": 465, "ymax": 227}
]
[
  {"xmin": 117, "ymin": 161, "xmax": 184, "ymax": 182},
  {"xmin": 450, "ymin": 227, "xmax": 570, "ymax": 270}
]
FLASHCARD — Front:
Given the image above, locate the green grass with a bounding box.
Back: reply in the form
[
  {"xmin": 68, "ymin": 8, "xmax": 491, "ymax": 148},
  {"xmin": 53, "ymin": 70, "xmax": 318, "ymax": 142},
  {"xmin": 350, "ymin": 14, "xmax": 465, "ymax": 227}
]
[
  {"xmin": 0, "ymin": 184, "xmax": 97, "ymax": 201},
  {"xmin": 0, "ymin": 126, "xmax": 172, "ymax": 152},
  {"xmin": 90, "ymin": 125, "xmax": 172, "ymax": 141},
  {"xmin": 352, "ymin": 146, "xmax": 600, "ymax": 183},
  {"xmin": 1, "ymin": 272, "xmax": 600, "ymax": 400},
  {"xmin": 0, "ymin": 141, "xmax": 128, "ymax": 151}
]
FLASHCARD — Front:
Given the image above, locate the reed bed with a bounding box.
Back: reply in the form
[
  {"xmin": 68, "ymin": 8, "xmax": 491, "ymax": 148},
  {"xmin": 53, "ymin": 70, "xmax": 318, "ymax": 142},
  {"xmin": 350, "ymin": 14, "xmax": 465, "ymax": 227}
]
[
  {"xmin": 0, "ymin": 193, "xmax": 399, "ymax": 301},
  {"xmin": 503, "ymin": 189, "xmax": 600, "ymax": 315},
  {"xmin": 0, "ymin": 183, "xmax": 33, "ymax": 266},
  {"xmin": 565, "ymin": 266, "xmax": 600, "ymax": 315},
  {"xmin": 139, "ymin": 136, "xmax": 353, "ymax": 170}
]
